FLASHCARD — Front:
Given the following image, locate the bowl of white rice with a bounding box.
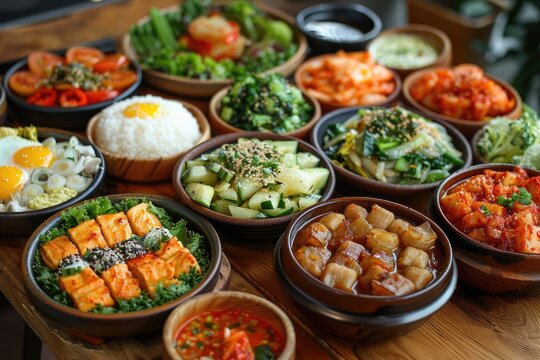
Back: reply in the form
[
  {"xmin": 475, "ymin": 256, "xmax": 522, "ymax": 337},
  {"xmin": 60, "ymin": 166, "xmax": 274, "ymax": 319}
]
[{"xmin": 86, "ymin": 95, "xmax": 210, "ymax": 182}]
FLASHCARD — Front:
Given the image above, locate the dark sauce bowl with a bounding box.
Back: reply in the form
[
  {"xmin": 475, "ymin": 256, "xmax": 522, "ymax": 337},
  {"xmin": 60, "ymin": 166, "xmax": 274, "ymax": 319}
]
[{"xmin": 296, "ymin": 3, "xmax": 382, "ymax": 54}]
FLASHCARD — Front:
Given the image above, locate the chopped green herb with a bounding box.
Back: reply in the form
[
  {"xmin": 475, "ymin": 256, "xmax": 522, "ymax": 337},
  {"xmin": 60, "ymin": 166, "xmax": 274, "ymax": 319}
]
[{"xmin": 480, "ymin": 205, "xmax": 491, "ymax": 216}]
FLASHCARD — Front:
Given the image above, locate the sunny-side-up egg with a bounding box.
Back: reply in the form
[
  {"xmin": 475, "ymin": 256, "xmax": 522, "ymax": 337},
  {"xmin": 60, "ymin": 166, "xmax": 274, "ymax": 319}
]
[{"xmin": 0, "ymin": 136, "xmax": 54, "ymax": 200}]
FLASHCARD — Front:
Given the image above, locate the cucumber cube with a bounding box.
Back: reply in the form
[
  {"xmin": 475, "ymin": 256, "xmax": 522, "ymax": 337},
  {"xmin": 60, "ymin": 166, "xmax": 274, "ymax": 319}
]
[
  {"xmin": 303, "ymin": 168, "xmax": 330, "ymax": 192},
  {"xmin": 217, "ymin": 188, "xmax": 238, "ymax": 203},
  {"xmin": 297, "ymin": 152, "xmax": 320, "ymax": 168},
  {"xmin": 248, "ymin": 190, "xmax": 280, "ymax": 210},
  {"xmin": 237, "ymin": 179, "xmax": 262, "ymax": 201},
  {"xmin": 182, "ymin": 165, "xmax": 218, "ymax": 186},
  {"xmin": 229, "ymin": 205, "xmax": 263, "ymax": 219},
  {"xmin": 185, "ymin": 183, "xmax": 214, "ymax": 208},
  {"xmin": 206, "ymin": 162, "xmax": 222, "ymax": 173},
  {"xmin": 266, "ymin": 140, "xmax": 298, "ymax": 154},
  {"xmin": 298, "ymin": 194, "xmax": 322, "ymax": 210},
  {"xmin": 210, "ymin": 199, "xmax": 234, "ymax": 215}
]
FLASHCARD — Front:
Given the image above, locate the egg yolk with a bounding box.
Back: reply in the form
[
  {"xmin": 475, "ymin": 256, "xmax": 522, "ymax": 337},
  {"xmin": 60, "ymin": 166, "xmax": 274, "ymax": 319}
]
[
  {"xmin": 0, "ymin": 166, "xmax": 26, "ymax": 200},
  {"xmin": 13, "ymin": 145, "xmax": 54, "ymax": 168},
  {"xmin": 123, "ymin": 103, "xmax": 162, "ymax": 119}
]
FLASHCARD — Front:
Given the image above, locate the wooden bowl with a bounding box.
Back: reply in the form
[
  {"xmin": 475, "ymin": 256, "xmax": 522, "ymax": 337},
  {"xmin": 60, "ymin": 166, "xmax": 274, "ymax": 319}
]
[
  {"xmin": 173, "ymin": 132, "xmax": 336, "ymax": 242},
  {"xmin": 208, "ymin": 86, "xmax": 321, "ymax": 141},
  {"xmin": 163, "ymin": 291, "xmax": 296, "ymax": 360},
  {"xmin": 122, "ymin": 4, "xmax": 308, "ymax": 98},
  {"xmin": 433, "ymin": 164, "xmax": 540, "ymax": 294},
  {"xmin": 310, "ymin": 106, "xmax": 472, "ymax": 197},
  {"xmin": 402, "ymin": 66, "xmax": 522, "ymax": 138},
  {"xmin": 0, "ymin": 128, "xmax": 105, "ymax": 237},
  {"xmin": 367, "ymin": 24, "xmax": 452, "ymax": 79},
  {"xmin": 2, "ymin": 52, "xmax": 141, "ymax": 131},
  {"xmin": 21, "ymin": 194, "xmax": 223, "ymax": 337},
  {"xmin": 295, "ymin": 55, "xmax": 401, "ymax": 113},
  {"xmin": 86, "ymin": 100, "xmax": 210, "ymax": 182}
]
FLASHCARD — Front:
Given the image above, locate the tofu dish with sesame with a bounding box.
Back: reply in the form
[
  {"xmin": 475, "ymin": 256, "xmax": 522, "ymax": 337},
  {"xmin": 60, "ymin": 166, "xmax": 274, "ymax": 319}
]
[
  {"xmin": 181, "ymin": 138, "xmax": 330, "ymax": 219},
  {"xmin": 322, "ymin": 106, "xmax": 464, "ymax": 185},
  {"xmin": 294, "ymin": 203, "xmax": 441, "ymax": 296},
  {"xmin": 33, "ymin": 197, "xmax": 209, "ymax": 313}
]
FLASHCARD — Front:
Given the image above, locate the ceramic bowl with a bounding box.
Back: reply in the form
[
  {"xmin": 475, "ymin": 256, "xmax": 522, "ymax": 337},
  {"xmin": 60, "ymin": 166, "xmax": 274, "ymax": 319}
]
[
  {"xmin": 367, "ymin": 24, "xmax": 452, "ymax": 79},
  {"xmin": 2, "ymin": 53, "xmax": 141, "ymax": 131},
  {"xmin": 0, "ymin": 128, "xmax": 105, "ymax": 237},
  {"xmin": 86, "ymin": 100, "xmax": 210, "ymax": 182},
  {"xmin": 122, "ymin": 4, "xmax": 307, "ymax": 98},
  {"xmin": 402, "ymin": 67, "xmax": 522, "ymax": 138},
  {"xmin": 21, "ymin": 194, "xmax": 223, "ymax": 337},
  {"xmin": 433, "ymin": 163, "xmax": 540, "ymax": 294},
  {"xmin": 310, "ymin": 106, "xmax": 472, "ymax": 197},
  {"xmin": 296, "ymin": 3, "xmax": 382, "ymax": 54},
  {"xmin": 163, "ymin": 291, "xmax": 296, "ymax": 360},
  {"xmin": 173, "ymin": 132, "xmax": 336, "ymax": 242},
  {"xmin": 208, "ymin": 86, "xmax": 321, "ymax": 141}
]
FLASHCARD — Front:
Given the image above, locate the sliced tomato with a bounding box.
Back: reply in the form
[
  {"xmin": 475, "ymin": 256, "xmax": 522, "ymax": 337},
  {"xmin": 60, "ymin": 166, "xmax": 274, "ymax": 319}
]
[
  {"xmin": 184, "ymin": 35, "xmax": 213, "ymax": 56},
  {"xmin": 8, "ymin": 71, "xmax": 42, "ymax": 96},
  {"xmin": 224, "ymin": 21, "xmax": 240, "ymax": 44},
  {"xmin": 93, "ymin": 54, "xmax": 129, "ymax": 73},
  {"xmin": 85, "ymin": 89, "xmax": 119, "ymax": 104},
  {"xmin": 28, "ymin": 51, "xmax": 64, "ymax": 77},
  {"xmin": 59, "ymin": 89, "xmax": 88, "ymax": 107},
  {"xmin": 66, "ymin": 47, "xmax": 105, "ymax": 68},
  {"xmin": 27, "ymin": 88, "xmax": 58, "ymax": 107},
  {"xmin": 103, "ymin": 70, "xmax": 137, "ymax": 90}
]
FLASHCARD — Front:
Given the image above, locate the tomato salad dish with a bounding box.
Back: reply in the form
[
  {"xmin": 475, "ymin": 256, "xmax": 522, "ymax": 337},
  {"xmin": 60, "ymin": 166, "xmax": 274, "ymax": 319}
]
[
  {"xmin": 440, "ymin": 167, "xmax": 540, "ymax": 254},
  {"xmin": 8, "ymin": 47, "xmax": 138, "ymax": 108}
]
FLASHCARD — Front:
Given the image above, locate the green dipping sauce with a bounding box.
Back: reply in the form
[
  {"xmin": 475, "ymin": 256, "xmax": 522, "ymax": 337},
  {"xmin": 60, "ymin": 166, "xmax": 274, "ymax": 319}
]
[{"xmin": 370, "ymin": 34, "xmax": 438, "ymax": 69}]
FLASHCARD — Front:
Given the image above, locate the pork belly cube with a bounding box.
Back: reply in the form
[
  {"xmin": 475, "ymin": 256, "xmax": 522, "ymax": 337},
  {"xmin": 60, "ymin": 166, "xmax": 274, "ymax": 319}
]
[
  {"xmin": 128, "ymin": 254, "xmax": 177, "ymax": 297},
  {"xmin": 343, "ymin": 204, "xmax": 368, "ymax": 220},
  {"xmin": 350, "ymin": 217, "xmax": 372, "ymax": 244},
  {"xmin": 328, "ymin": 220, "xmax": 353, "ymax": 250},
  {"xmin": 386, "ymin": 219, "xmax": 412, "ymax": 238},
  {"xmin": 294, "ymin": 246, "xmax": 331, "ymax": 278},
  {"xmin": 101, "ymin": 263, "xmax": 141, "ymax": 300},
  {"xmin": 371, "ymin": 273, "xmax": 415, "ymax": 296},
  {"xmin": 126, "ymin": 203, "xmax": 162, "ymax": 237},
  {"xmin": 319, "ymin": 212, "xmax": 346, "ymax": 232},
  {"xmin": 515, "ymin": 224, "xmax": 540, "ymax": 254},
  {"xmin": 40, "ymin": 235, "xmax": 79, "ymax": 269},
  {"xmin": 321, "ymin": 263, "xmax": 357, "ymax": 292},
  {"xmin": 401, "ymin": 222, "xmax": 437, "ymax": 250},
  {"xmin": 59, "ymin": 267, "xmax": 114, "ymax": 311},
  {"xmin": 68, "ymin": 220, "xmax": 108, "ymax": 256},
  {"xmin": 366, "ymin": 229, "xmax": 399, "ymax": 251},
  {"xmin": 397, "ymin": 246, "xmax": 429, "ymax": 269},
  {"xmin": 366, "ymin": 205, "xmax": 395, "ymax": 230},
  {"xmin": 96, "ymin": 212, "xmax": 133, "ymax": 247},
  {"xmin": 329, "ymin": 253, "xmax": 362, "ymax": 277},
  {"xmin": 526, "ymin": 177, "xmax": 540, "ymax": 203},
  {"xmin": 360, "ymin": 254, "xmax": 393, "ymax": 273},
  {"xmin": 300, "ymin": 222, "xmax": 332, "ymax": 248},
  {"xmin": 372, "ymin": 248, "xmax": 395, "ymax": 270},
  {"xmin": 359, "ymin": 265, "xmax": 388, "ymax": 289},
  {"xmin": 440, "ymin": 191, "xmax": 473, "ymax": 223},
  {"xmin": 402, "ymin": 266, "xmax": 434, "ymax": 290},
  {"xmin": 336, "ymin": 240, "xmax": 368, "ymax": 261}
]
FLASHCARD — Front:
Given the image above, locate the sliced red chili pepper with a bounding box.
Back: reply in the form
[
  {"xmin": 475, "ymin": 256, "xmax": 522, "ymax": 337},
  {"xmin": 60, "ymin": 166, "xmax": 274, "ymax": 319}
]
[
  {"xmin": 59, "ymin": 89, "xmax": 88, "ymax": 107},
  {"xmin": 26, "ymin": 88, "xmax": 58, "ymax": 107}
]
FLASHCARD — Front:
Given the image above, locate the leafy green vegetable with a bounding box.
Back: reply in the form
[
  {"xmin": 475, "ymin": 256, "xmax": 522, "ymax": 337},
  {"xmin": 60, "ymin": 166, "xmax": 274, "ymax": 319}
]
[
  {"xmin": 179, "ymin": 0, "xmax": 211, "ymax": 28},
  {"xmin": 223, "ymin": 0, "xmax": 260, "ymax": 40},
  {"xmin": 254, "ymin": 344, "xmax": 276, "ymax": 360},
  {"xmin": 497, "ymin": 187, "xmax": 532, "ymax": 208},
  {"xmin": 32, "ymin": 253, "xmax": 71, "ymax": 307},
  {"xmin": 261, "ymin": 20, "xmax": 292, "ymax": 46},
  {"xmin": 150, "ymin": 7, "xmax": 178, "ymax": 50}
]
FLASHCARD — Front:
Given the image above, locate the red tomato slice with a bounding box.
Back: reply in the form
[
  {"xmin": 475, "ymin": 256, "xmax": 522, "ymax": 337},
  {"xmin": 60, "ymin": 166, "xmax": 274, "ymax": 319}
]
[
  {"xmin": 59, "ymin": 89, "xmax": 88, "ymax": 107},
  {"xmin": 85, "ymin": 89, "xmax": 119, "ymax": 104},
  {"xmin": 184, "ymin": 35, "xmax": 213, "ymax": 56},
  {"xmin": 93, "ymin": 54, "xmax": 129, "ymax": 73},
  {"xmin": 224, "ymin": 21, "xmax": 240, "ymax": 44},
  {"xmin": 8, "ymin": 71, "xmax": 42, "ymax": 96},
  {"xmin": 27, "ymin": 51, "xmax": 64, "ymax": 77},
  {"xmin": 27, "ymin": 88, "xmax": 58, "ymax": 107},
  {"xmin": 103, "ymin": 70, "xmax": 137, "ymax": 90},
  {"xmin": 66, "ymin": 47, "xmax": 105, "ymax": 68}
]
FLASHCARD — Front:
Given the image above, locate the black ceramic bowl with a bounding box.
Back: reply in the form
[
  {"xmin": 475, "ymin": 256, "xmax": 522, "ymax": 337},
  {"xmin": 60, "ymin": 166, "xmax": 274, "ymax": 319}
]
[
  {"xmin": 2, "ymin": 53, "xmax": 142, "ymax": 130},
  {"xmin": 22, "ymin": 194, "xmax": 223, "ymax": 337},
  {"xmin": 275, "ymin": 236, "xmax": 457, "ymax": 342},
  {"xmin": 296, "ymin": 3, "xmax": 382, "ymax": 54},
  {"xmin": 0, "ymin": 128, "xmax": 105, "ymax": 237},
  {"xmin": 310, "ymin": 106, "xmax": 472, "ymax": 197}
]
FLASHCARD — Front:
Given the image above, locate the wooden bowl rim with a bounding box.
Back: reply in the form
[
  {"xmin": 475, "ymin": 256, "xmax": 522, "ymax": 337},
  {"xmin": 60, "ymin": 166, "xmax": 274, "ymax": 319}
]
[
  {"xmin": 282, "ymin": 196, "xmax": 454, "ymax": 302},
  {"xmin": 294, "ymin": 54, "xmax": 402, "ymax": 109},
  {"xmin": 208, "ymin": 84, "xmax": 322, "ymax": 137},
  {"xmin": 310, "ymin": 105, "xmax": 473, "ymax": 191},
  {"xmin": 173, "ymin": 131, "xmax": 336, "ymax": 226},
  {"xmin": 121, "ymin": 4, "xmax": 308, "ymax": 86},
  {"xmin": 21, "ymin": 194, "xmax": 223, "ymax": 321},
  {"xmin": 86, "ymin": 100, "xmax": 211, "ymax": 162},
  {"xmin": 434, "ymin": 163, "xmax": 540, "ymax": 259},
  {"xmin": 402, "ymin": 66, "xmax": 523, "ymax": 126},
  {"xmin": 163, "ymin": 290, "xmax": 296, "ymax": 360}
]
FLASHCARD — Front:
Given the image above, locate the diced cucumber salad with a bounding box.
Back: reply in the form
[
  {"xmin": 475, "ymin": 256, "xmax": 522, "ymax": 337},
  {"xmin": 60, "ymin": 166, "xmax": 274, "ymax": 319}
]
[{"xmin": 182, "ymin": 139, "xmax": 329, "ymax": 219}]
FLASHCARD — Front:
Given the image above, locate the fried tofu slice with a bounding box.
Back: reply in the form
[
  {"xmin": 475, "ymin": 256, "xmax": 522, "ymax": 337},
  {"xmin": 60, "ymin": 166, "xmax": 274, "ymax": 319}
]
[
  {"xmin": 40, "ymin": 236, "xmax": 79, "ymax": 269},
  {"xmin": 126, "ymin": 203, "xmax": 162, "ymax": 237},
  {"xmin": 127, "ymin": 254, "xmax": 177, "ymax": 297},
  {"xmin": 155, "ymin": 237, "xmax": 184, "ymax": 261},
  {"xmin": 101, "ymin": 263, "xmax": 141, "ymax": 300},
  {"xmin": 96, "ymin": 212, "xmax": 133, "ymax": 247},
  {"xmin": 68, "ymin": 220, "xmax": 108, "ymax": 256},
  {"xmin": 59, "ymin": 267, "xmax": 114, "ymax": 312},
  {"xmin": 155, "ymin": 237, "xmax": 200, "ymax": 277}
]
